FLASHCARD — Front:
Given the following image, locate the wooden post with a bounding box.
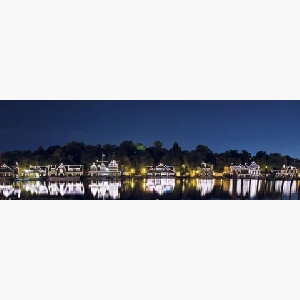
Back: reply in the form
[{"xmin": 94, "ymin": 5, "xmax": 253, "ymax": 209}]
[
  {"xmin": 232, "ymin": 173, "xmax": 237, "ymax": 200},
  {"xmin": 289, "ymin": 178, "xmax": 293, "ymax": 200},
  {"xmin": 256, "ymin": 178, "xmax": 260, "ymax": 200},
  {"xmin": 280, "ymin": 178, "xmax": 285, "ymax": 199},
  {"xmin": 272, "ymin": 178, "xmax": 276, "ymax": 200},
  {"xmin": 263, "ymin": 178, "xmax": 267, "ymax": 200},
  {"xmin": 248, "ymin": 178, "xmax": 251, "ymax": 200},
  {"xmin": 241, "ymin": 177, "xmax": 244, "ymax": 200}
]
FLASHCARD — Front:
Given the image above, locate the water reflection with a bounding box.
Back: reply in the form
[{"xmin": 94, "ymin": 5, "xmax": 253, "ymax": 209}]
[
  {"xmin": 48, "ymin": 182, "xmax": 60, "ymax": 196},
  {"xmin": 145, "ymin": 178, "xmax": 175, "ymax": 195},
  {"xmin": 0, "ymin": 182, "xmax": 21, "ymax": 198},
  {"xmin": 229, "ymin": 179, "xmax": 262, "ymax": 199},
  {"xmin": 89, "ymin": 180, "xmax": 121, "ymax": 199},
  {"xmin": 0, "ymin": 183, "xmax": 15, "ymax": 198},
  {"xmin": 0, "ymin": 178, "xmax": 299, "ymax": 200},
  {"xmin": 227, "ymin": 179, "xmax": 299, "ymax": 200},
  {"xmin": 25, "ymin": 181, "xmax": 49, "ymax": 195},
  {"xmin": 274, "ymin": 180, "xmax": 297, "ymax": 195},
  {"xmin": 23, "ymin": 181, "xmax": 85, "ymax": 197},
  {"xmin": 64, "ymin": 182, "xmax": 85, "ymax": 196},
  {"xmin": 196, "ymin": 179, "xmax": 214, "ymax": 196}
]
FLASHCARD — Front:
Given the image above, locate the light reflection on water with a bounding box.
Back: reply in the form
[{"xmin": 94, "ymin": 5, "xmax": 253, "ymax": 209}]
[
  {"xmin": 196, "ymin": 179, "xmax": 214, "ymax": 196},
  {"xmin": 274, "ymin": 180, "xmax": 297, "ymax": 195},
  {"xmin": 229, "ymin": 179, "xmax": 262, "ymax": 199},
  {"xmin": 146, "ymin": 178, "xmax": 175, "ymax": 195},
  {"xmin": 0, "ymin": 178, "xmax": 299, "ymax": 200},
  {"xmin": 89, "ymin": 180, "xmax": 121, "ymax": 199}
]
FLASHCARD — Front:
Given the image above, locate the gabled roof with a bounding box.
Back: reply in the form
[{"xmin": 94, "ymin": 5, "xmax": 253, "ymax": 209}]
[
  {"xmin": 0, "ymin": 164, "xmax": 13, "ymax": 172},
  {"xmin": 56, "ymin": 165, "xmax": 66, "ymax": 170},
  {"xmin": 108, "ymin": 160, "xmax": 118, "ymax": 166},
  {"xmin": 282, "ymin": 165, "xmax": 297, "ymax": 170},
  {"xmin": 147, "ymin": 164, "xmax": 175, "ymax": 173},
  {"xmin": 231, "ymin": 161, "xmax": 260, "ymax": 170},
  {"xmin": 247, "ymin": 162, "xmax": 260, "ymax": 169}
]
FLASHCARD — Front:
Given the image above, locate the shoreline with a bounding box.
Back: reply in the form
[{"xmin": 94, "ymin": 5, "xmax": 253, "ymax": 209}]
[{"xmin": 1, "ymin": 175, "xmax": 299, "ymax": 183}]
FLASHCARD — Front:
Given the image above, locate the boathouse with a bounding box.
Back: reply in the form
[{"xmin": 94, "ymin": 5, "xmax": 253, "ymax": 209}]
[
  {"xmin": 199, "ymin": 162, "xmax": 214, "ymax": 177},
  {"xmin": 0, "ymin": 164, "xmax": 13, "ymax": 178},
  {"xmin": 146, "ymin": 163, "xmax": 175, "ymax": 177},
  {"xmin": 47, "ymin": 163, "xmax": 84, "ymax": 177},
  {"xmin": 88, "ymin": 160, "xmax": 121, "ymax": 177},
  {"xmin": 22, "ymin": 165, "xmax": 47, "ymax": 179},
  {"xmin": 275, "ymin": 165, "xmax": 298, "ymax": 179},
  {"xmin": 230, "ymin": 162, "xmax": 260, "ymax": 178}
]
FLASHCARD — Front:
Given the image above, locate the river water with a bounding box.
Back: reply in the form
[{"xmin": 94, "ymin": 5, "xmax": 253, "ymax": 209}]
[{"xmin": 1, "ymin": 178, "xmax": 299, "ymax": 200}]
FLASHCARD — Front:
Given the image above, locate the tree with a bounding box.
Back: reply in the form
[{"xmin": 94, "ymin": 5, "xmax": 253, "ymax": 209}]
[
  {"xmin": 36, "ymin": 146, "xmax": 45, "ymax": 155},
  {"xmin": 46, "ymin": 145, "xmax": 62, "ymax": 156},
  {"xmin": 119, "ymin": 141, "xmax": 136, "ymax": 157},
  {"xmin": 168, "ymin": 142, "xmax": 183, "ymax": 169},
  {"xmin": 136, "ymin": 143, "xmax": 146, "ymax": 151},
  {"xmin": 103, "ymin": 144, "xmax": 118, "ymax": 160},
  {"xmin": 171, "ymin": 142, "xmax": 182, "ymax": 153},
  {"xmin": 139, "ymin": 151, "xmax": 154, "ymax": 168},
  {"xmin": 119, "ymin": 155, "xmax": 132, "ymax": 169},
  {"xmin": 51, "ymin": 148, "xmax": 64, "ymax": 164},
  {"xmin": 63, "ymin": 141, "xmax": 85, "ymax": 163},
  {"xmin": 182, "ymin": 150, "xmax": 192, "ymax": 170},
  {"xmin": 268, "ymin": 153, "xmax": 285, "ymax": 170},
  {"xmin": 214, "ymin": 150, "xmax": 241, "ymax": 172},
  {"xmin": 81, "ymin": 145, "xmax": 99, "ymax": 167},
  {"xmin": 240, "ymin": 150, "xmax": 252, "ymax": 164},
  {"xmin": 153, "ymin": 141, "xmax": 163, "ymax": 148},
  {"xmin": 148, "ymin": 145, "xmax": 167, "ymax": 165},
  {"xmin": 191, "ymin": 145, "xmax": 214, "ymax": 168}
]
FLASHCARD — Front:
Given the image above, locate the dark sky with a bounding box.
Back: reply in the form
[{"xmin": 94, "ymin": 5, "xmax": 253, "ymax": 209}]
[{"xmin": 0, "ymin": 100, "xmax": 299, "ymax": 158}]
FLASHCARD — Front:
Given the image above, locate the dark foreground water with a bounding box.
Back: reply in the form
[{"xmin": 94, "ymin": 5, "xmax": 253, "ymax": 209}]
[{"xmin": 1, "ymin": 178, "xmax": 300, "ymax": 200}]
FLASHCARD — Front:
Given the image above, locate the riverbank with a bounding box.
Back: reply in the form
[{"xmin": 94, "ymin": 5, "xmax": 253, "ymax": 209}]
[{"xmin": 1, "ymin": 174, "xmax": 299, "ymax": 183}]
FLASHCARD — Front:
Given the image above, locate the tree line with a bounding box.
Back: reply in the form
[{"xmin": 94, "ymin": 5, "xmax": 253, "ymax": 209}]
[{"xmin": 1, "ymin": 140, "xmax": 299, "ymax": 173}]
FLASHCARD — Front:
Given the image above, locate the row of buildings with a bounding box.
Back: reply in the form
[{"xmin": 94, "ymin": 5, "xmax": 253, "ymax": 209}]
[
  {"xmin": 225, "ymin": 162, "xmax": 298, "ymax": 179},
  {"xmin": 143, "ymin": 162, "xmax": 298, "ymax": 179},
  {"xmin": 0, "ymin": 163, "xmax": 84, "ymax": 180},
  {"xmin": 0, "ymin": 159, "xmax": 298, "ymax": 180}
]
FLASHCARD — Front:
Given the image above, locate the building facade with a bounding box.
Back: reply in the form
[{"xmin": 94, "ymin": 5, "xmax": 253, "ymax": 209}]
[
  {"xmin": 230, "ymin": 162, "xmax": 260, "ymax": 178},
  {"xmin": 199, "ymin": 162, "xmax": 214, "ymax": 177},
  {"xmin": 88, "ymin": 160, "xmax": 121, "ymax": 177},
  {"xmin": 0, "ymin": 164, "xmax": 13, "ymax": 178},
  {"xmin": 275, "ymin": 165, "xmax": 298, "ymax": 179},
  {"xmin": 146, "ymin": 163, "xmax": 175, "ymax": 177},
  {"xmin": 47, "ymin": 163, "xmax": 84, "ymax": 177},
  {"xmin": 22, "ymin": 165, "xmax": 47, "ymax": 179}
]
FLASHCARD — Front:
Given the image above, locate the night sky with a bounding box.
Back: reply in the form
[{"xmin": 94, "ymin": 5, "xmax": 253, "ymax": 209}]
[{"xmin": 0, "ymin": 100, "xmax": 299, "ymax": 158}]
